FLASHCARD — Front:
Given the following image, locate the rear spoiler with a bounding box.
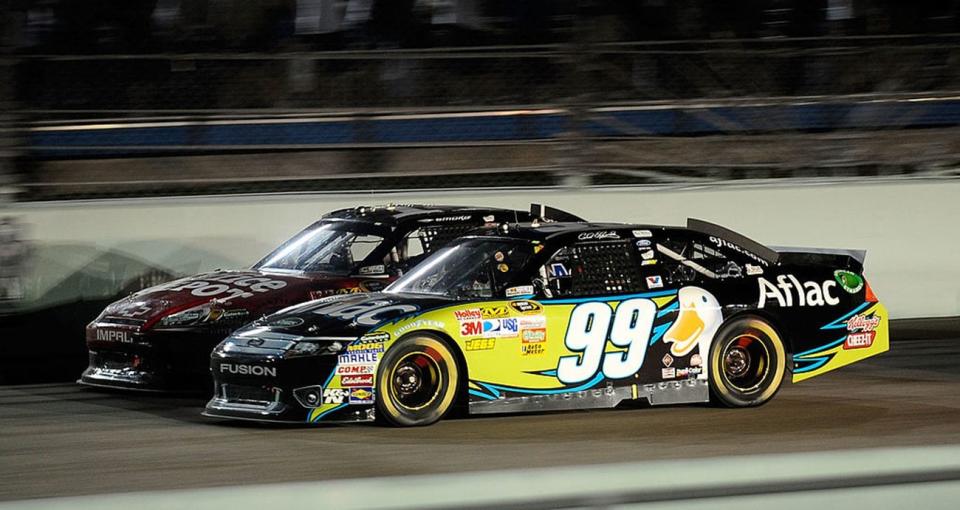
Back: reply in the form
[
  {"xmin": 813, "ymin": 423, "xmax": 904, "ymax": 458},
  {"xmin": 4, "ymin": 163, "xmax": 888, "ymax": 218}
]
[
  {"xmin": 686, "ymin": 218, "xmax": 865, "ymax": 272},
  {"xmin": 771, "ymin": 246, "xmax": 866, "ymax": 265},
  {"xmin": 686, "ymin": 218, "xmax": 780, "ymax": 266},
  {"xmin": 771, "ymin": 246, "xmax": 866, "ymax": 272},
  {"xmin": 530, "ymin": 204, "xmax": 585, "ymax": 223}
]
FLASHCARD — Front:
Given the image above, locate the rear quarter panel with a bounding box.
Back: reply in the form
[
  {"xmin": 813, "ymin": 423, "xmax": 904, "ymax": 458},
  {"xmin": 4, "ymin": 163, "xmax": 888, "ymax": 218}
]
[{"xmin": 748, "ymin": 264, "xmax": 889, "ymax": 383}]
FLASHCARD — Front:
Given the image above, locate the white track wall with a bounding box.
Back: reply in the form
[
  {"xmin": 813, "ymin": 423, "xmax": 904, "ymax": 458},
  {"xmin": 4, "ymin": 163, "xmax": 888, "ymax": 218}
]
[{"xmin": 7, "ymin": 179, "xmax": 959, "ymax": 319}]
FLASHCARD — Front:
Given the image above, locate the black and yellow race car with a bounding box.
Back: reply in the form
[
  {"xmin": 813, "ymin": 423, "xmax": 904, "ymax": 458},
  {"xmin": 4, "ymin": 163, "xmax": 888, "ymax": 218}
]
[{"xmin": 203, "ymin": 219, "xmax": 888, "ymax": 426}]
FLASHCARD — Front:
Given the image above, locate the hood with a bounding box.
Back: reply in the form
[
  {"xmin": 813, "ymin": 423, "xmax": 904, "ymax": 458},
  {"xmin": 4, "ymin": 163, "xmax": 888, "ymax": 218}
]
[
  {"xmin": 235, "ymin": 292, "xmax": 454, "ymax": 340},
  {"xmin": 99, "ymin": 270, "xmax": 390, "ymax": 331}
]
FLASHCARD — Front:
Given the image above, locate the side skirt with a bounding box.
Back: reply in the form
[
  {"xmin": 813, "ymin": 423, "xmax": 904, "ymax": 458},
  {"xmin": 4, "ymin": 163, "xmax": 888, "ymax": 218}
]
[{"xmin": 468, "ymin": 379, "xmax": 709, "ymax": 415}]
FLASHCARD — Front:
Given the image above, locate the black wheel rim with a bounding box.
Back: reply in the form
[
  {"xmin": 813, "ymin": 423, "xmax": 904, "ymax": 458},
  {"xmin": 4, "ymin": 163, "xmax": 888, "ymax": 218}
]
[
  {"xmin": 721, "ymin": 333, "xmax": 770, "ymax": 393},
  {"xmin": 390, "ymin": 350, "xmax": 443, "ymax": 411}
]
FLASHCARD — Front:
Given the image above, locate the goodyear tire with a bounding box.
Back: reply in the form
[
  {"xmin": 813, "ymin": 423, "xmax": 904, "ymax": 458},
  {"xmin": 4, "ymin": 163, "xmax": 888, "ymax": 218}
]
[
  {"xmin": 708, "ymin": 316, "xmax": 787, "ymax": 407},
  {"xmin": 376, "ymin": 333, "xmax": 460, "ymax": 427}
]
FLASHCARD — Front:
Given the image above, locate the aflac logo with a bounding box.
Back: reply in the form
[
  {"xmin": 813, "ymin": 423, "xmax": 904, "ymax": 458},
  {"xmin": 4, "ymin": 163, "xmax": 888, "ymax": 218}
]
[{"xmin": 758, "ymin": 275, "xmax": 839, "ymax": 308}]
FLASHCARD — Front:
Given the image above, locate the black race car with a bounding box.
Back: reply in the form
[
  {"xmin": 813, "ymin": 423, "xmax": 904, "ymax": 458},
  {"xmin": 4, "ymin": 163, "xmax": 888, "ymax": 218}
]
[
  {"xmin": 204, "ymin": 219, "xmax": 887, "ymax": 426},
  {"xmin": 81, "ymin": 204, "xmax": 582, "ymax": 392}
]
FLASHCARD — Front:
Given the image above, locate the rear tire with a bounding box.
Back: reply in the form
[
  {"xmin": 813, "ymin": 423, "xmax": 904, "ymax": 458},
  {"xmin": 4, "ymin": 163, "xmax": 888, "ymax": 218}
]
[
  {"xmin": 376, "ymin": 333, "xmax": 460, "ymax": 427},
  {"xmin": 708, "ymin": 316, "xmax": 787, "ymax": 407}
]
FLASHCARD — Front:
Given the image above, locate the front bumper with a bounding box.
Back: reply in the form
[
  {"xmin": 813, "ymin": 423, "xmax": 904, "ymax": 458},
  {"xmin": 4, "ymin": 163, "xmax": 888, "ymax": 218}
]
[
  {"xmin": 203, "ymin": 352, "xmax": 375, "ymax": 424},
  {"xmin": 81, "ymin": 327, "xmax": 227, "ymax": 392}
]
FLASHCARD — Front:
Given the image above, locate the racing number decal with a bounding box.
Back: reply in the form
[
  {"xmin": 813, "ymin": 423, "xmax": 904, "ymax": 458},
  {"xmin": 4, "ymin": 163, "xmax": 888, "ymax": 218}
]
[{"xmin": 557, "ymin": 299, "xmax": 655, "ymax": 384}]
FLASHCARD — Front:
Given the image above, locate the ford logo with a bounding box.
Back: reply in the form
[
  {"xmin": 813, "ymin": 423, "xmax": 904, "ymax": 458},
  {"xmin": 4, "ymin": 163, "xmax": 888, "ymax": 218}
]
[{"xmin": 247, "ymin": 338, "xmax": 265, "ymax": 347}]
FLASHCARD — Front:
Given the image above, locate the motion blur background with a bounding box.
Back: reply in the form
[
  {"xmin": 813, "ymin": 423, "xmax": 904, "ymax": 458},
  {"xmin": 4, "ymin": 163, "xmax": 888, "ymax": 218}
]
[{"xmin": 0, "ymin": 1, "xmax": 959, "ymax": 377}]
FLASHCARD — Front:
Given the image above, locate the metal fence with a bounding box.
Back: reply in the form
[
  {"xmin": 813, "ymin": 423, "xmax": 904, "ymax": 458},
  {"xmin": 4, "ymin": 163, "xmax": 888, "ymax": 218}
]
[
  {"xmin": 18, "ymin": 36, "xmax": 960, "ymax": 110},
  {"xmin": 9, "ymin": 35, "xmax": 960, "ymax": 200}
]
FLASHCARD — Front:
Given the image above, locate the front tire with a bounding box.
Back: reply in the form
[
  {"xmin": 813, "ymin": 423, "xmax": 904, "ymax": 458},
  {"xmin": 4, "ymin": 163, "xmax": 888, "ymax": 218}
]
[
  {"xmin": 376, "ymin": 333, "xmax": 460, "ymax": 427},
  {"xmin": 708, "ymin": 316, "xmax": 787, "ymax": 407}
]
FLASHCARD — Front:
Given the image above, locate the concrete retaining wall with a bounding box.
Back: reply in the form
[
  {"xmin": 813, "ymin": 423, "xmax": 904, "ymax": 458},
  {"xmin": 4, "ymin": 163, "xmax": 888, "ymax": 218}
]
[{"xmin": 6, "ymin": 178, "xmax": 959, "ymax": 319}]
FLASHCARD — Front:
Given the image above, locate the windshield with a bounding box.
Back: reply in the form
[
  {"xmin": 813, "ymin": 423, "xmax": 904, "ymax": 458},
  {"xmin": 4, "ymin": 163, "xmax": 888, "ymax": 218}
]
[
  {"xmin": 254, "ymin": 221, "xmax": 387, "ymax": 275},
  {"xmin": 386, "ymin": 238, "xmax": 536, "ymax": 299}
]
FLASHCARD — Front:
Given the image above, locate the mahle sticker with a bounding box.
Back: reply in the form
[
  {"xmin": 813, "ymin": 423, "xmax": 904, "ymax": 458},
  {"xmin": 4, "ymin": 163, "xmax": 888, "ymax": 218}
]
[{"xmin": 834, "ymin": 270, "xmax": 863, "ymax": 294}]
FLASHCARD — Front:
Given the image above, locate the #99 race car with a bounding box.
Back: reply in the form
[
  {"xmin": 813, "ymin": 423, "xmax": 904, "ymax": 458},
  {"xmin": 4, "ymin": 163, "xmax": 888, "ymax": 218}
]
[
  {"xmin": 204, "ymin": 219, "xmax": 888, "ymax": 426},
  {"xmin": 80, "ymin": 204, "xmax": 580, "ymax": 392}
]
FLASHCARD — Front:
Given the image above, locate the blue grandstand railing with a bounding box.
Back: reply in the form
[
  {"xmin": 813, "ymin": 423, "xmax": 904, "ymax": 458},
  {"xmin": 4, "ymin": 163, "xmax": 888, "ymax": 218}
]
[{"xmin": 28, "ymin": 97, "xmax": 960, "ymax": 158}]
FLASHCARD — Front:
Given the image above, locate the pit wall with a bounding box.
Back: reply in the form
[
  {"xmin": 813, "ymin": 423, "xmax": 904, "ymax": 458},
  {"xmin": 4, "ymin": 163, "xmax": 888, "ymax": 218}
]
[{"xmin": 5, "ymin": 178, "xmax": 958, "ymax": 319}]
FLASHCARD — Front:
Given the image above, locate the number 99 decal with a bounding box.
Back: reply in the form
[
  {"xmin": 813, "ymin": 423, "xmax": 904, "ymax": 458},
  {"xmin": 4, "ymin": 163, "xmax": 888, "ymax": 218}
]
[{"xmin": 557, "ymin": 299, "xmax": 656, "ymax": 384}]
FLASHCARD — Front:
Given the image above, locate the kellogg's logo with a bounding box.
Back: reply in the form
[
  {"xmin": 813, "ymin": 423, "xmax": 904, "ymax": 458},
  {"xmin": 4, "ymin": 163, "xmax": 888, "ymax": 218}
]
[{"xmin": 846, "ymin": 314, "xmax": 880, "ymax": 332}]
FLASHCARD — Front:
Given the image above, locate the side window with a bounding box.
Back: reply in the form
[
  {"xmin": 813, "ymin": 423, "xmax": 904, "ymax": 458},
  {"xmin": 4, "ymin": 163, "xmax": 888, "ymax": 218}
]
[
  {"xmin": 400, "ymin": 230, "xmax": 427, "ymax": 261},
  {"xmin": 657, "ymin": 237, "xmax": 742, "ymax": 284},
  {"xmin": 349, "ymin": 235, "xmax": 384, "ymax": 264},
  {"xmin": 543, "ymin": 241, "xmax": 645, "ymax": 297},
  {"xmin": 399, "ymin": 224, "xmax": 476, "ymax": 268}
]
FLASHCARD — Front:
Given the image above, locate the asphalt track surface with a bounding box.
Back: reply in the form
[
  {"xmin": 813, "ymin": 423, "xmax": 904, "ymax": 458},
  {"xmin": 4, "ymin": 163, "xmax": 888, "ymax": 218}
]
[{"xmin": 1, "ymin": 334, "xmax": 959, "ymax": 502}]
